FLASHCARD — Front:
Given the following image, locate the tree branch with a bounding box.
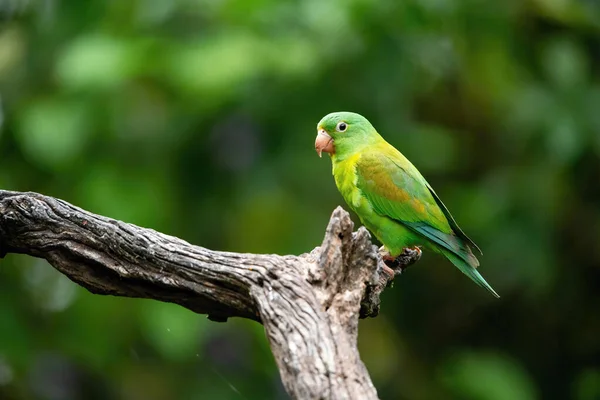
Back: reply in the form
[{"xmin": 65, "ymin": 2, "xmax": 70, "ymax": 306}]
[{"xmin": 0, "ymin": 190, "xmax": 420, "ymax": 399}]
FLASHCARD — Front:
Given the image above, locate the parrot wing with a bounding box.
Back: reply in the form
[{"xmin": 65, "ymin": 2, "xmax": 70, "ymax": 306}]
[{"xmin": 356, "ymin": 150, "xmax": 481, "ymax": 266}]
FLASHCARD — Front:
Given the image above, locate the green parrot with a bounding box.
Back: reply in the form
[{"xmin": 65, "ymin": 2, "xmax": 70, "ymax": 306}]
[{"xmin": 315, "ymin": 111, "xmax": 499, "ymax": 298}]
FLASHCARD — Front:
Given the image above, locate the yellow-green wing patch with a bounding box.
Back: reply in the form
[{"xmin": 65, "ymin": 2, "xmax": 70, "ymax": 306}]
[
  {"xmin": 356, "ymin": 153, "xmax": 449, "ymax": 230},
  {"xmin": 356, "ymin": 151, "xmax": 479, "ymax": 266}
]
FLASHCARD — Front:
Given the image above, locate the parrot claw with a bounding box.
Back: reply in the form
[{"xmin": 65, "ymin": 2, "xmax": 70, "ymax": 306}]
[
  {"xmin": 379, "ymin": 246, "xmax": 422, "ymax": 275},
  {"xmin": 381, "ymin": 264, "xmax": 395, "ymax": 280},
  {"xmin": 408, "ymin": 246, "xmax": 422, "ymax": 258}
]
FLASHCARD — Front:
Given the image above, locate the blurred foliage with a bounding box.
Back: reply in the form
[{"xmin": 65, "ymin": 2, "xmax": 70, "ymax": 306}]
[{"xmin": 0, "ymin": 0, "xmax": 599, "ymax": 399}]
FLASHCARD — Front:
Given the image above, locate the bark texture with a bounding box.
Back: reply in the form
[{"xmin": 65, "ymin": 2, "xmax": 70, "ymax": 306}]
[{"xmin": 0, "ymin": 190, "xmax": 420, "ymax": 400}]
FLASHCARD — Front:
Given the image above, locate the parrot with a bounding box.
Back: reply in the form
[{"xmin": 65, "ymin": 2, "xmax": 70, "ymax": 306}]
[{"xmin": 314, "ymin": 111, "xmax": 499, "ymax": 298}]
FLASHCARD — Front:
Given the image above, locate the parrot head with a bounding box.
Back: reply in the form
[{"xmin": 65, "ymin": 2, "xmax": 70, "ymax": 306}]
[{"xmin": 315, "ymin": 111, "xmax": 380, "ymax": 158}]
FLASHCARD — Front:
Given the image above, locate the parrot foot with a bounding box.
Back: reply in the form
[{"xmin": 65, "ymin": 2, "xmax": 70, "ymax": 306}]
[
  {"xmin": 381, "ymin": 264, "xmax": 395, "ymax": 280},
  {"xmin": 379, "ymin": 246, "xmax": 422, "ymax": 276}
]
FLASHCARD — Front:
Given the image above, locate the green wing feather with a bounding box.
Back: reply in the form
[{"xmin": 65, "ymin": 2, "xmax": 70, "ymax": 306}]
[
  {"xmin": 355, "ymin": 147, "xmax": 499, "ymax": 298},
  {"xmin": 356, "ymin": 150, "xmax": 478, "ymax": 265}
]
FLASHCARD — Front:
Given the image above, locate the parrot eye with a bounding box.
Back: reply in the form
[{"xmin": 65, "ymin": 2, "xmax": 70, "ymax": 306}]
[{"xmin": 336, "ymin": 122, "xmax": 348, "ymax": 132}]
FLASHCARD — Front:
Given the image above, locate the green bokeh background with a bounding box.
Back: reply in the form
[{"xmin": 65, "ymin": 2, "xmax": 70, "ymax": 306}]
[{"xmin": 1, "ymin": 0, "xmax": 599, "ymax": 399}]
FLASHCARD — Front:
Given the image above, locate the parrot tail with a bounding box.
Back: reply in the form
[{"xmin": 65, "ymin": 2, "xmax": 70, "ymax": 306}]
[{"xmin": 441, "ymin": 249, "xmax": 500, "ymax": 298}]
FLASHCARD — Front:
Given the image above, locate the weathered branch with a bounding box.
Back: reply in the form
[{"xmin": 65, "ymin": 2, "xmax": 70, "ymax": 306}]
[{"xmin": 0, "ymin": 190, "xmax": 420, "ymax": 399}]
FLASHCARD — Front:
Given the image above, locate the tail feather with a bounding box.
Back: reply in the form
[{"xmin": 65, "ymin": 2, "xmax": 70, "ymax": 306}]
[{"xmin": 441, "ymin": 249, "xmax": 500, "ymax": 298}]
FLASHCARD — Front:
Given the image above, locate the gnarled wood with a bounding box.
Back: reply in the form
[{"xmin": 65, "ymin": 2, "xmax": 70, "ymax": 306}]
[{"xmin": 0, "ymin": 190, "xmax": 420, "ymax": 400}]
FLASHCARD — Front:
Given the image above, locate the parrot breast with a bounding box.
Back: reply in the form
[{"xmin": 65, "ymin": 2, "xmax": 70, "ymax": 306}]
[{"xmin": 332, "ymin": 153, "xmax": 364, "ymax": 210}]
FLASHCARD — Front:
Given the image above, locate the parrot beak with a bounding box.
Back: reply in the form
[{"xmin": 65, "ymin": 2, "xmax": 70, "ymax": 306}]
[{"xmin": 315, "ymin": 129, "xmax": 335, "ymax": 158}]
